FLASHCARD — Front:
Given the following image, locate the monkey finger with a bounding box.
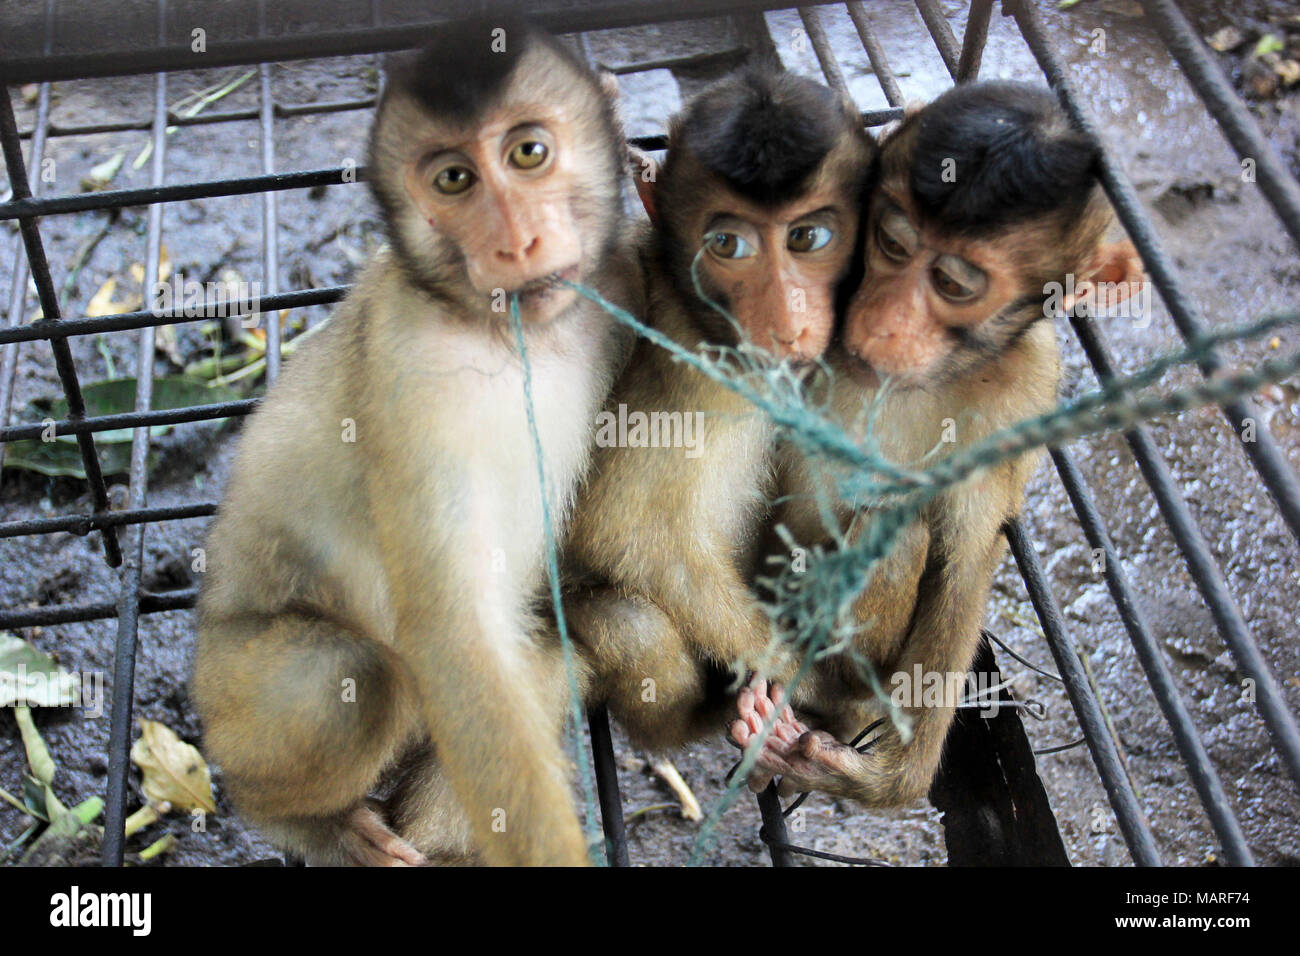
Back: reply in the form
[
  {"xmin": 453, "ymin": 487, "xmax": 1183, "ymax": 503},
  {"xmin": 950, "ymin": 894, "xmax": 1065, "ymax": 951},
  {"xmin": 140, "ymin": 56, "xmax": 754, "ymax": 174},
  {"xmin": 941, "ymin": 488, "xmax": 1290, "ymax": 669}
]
[
  {"xmin": 770, "ymin": 717, "xmax": 803, "ymax": 746},
  {"xmin": 769, "ymin": 682, "xmax": 789, "ymax": 710},
  {"xmin": 794, "ymin": 730, "xmax": 833, "ymax": 759},
  {"xmin": 736, "ymin": 683, "xmax": 757, "ymax": 719}
]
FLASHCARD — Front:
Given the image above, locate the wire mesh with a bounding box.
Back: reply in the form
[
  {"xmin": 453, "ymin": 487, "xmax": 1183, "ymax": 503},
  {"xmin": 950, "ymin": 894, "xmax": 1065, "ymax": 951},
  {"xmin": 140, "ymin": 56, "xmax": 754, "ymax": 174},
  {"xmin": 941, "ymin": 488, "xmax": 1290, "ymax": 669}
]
[{"xmin": 0, "ymin": 0, "xmax": 1296, "ymax": 868}]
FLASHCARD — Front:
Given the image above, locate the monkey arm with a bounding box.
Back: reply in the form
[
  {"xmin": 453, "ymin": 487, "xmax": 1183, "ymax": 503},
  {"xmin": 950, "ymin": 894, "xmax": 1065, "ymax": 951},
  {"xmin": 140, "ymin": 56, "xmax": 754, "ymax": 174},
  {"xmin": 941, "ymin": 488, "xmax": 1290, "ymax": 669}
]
[
  {"xmin": 365, "ymin": 433, "xmax": 590, "ymax": 866},
  {"xmin": 747, "ymin": 469, "xmax": 1018, "ymax": 807}
]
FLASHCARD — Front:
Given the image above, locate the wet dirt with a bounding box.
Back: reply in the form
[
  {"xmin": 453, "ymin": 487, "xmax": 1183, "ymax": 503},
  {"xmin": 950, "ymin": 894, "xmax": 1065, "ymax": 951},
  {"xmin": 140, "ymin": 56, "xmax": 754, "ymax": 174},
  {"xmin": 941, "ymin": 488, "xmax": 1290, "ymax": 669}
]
[{"xmin": 1, "ymin": 1, "xmax": 1298, "ymax": 867}]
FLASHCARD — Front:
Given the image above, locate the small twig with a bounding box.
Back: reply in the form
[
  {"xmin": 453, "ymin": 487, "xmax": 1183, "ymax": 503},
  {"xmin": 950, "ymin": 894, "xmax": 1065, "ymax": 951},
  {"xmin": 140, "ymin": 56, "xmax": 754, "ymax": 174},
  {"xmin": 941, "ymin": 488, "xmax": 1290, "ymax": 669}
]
[
  {"xmin": 648, "ymin": 757, "xmax": 703, "ymax": 821},
  {"xmin": 624, "ymin": 803, "xmax": 679, "ymax": 825}
]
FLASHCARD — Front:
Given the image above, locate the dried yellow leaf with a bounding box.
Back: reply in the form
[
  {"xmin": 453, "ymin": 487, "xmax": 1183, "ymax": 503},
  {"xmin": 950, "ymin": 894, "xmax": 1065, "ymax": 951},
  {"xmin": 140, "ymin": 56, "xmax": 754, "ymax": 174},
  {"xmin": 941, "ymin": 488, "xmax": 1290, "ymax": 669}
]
[{"xmin": 130, "ymin": 718, "xmax": 216, "ymax": 814}]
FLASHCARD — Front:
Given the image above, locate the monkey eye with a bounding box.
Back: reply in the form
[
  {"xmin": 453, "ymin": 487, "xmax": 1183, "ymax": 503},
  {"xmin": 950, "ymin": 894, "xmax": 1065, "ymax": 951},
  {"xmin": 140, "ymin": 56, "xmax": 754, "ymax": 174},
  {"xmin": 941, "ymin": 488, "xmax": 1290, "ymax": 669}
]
[
  {"xmin": 432, "ymin": 165, "xmax": 476, "ymax": 195},
  {"xmin": 875, "ymin": 206, "xmax": 916, "ymax": 263},
  {"xmin": 704, "ymin": 231, "xmax": 756, "ymax": 260},
  {"xmin": 508, "ymin": 140, "xmax": 549, "ymax": 170},
  {"xmin": 930, "ymin": 255, "xmax": 987, "ymax": 303},
  {"xmin": 787, "ymin": 224, "xmax": 833, "ymax": 253},
  {"xmin": 876, "ymin": 223, "xmax": 909, "ymax": 262}
]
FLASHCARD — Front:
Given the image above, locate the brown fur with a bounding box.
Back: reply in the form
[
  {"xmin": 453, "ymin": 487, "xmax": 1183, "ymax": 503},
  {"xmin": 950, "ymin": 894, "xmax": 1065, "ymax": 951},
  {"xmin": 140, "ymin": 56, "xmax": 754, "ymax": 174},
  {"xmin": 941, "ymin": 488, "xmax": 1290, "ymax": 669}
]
[
  {"xmin": 566, "ymin": 233, "xmax": 782, "ymax": 750},
  {"xmin": 192, "ymin": 34, "xmax": 639, "ymax": 866},
  {"xmin": 745, "ymin": 95, "xmax": 1146, "ymax": 803},
  {"xmin": 564, "ymin": 74, "xmax": 874, "ymax": 754}
]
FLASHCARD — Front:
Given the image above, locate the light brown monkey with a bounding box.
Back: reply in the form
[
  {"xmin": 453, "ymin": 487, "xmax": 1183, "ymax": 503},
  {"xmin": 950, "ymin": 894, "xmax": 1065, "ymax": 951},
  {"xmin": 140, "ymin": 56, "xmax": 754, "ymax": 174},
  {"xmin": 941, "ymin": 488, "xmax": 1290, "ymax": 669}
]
[
  {"xmin": 565, "ymin": 70, "xmax": 874, "ymax": 751},
  {"xmin": 192, "ymin": 21, "xmax": 639, "ymax": 866},
  {"xmin": 733, "ymin": 80, "xmax": 1143, "ymax": 806}
]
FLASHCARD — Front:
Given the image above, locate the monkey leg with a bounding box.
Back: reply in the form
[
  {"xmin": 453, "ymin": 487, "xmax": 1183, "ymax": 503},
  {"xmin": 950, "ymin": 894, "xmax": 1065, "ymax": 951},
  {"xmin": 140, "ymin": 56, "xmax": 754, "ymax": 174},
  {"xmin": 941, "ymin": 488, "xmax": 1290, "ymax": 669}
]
[
  {"xmin": 568, "ymin": 587, "xmax": 733, "ymax": 752},
  {"xmin": 193, "ymin": 612, "xmax": 424, "ymax": 865},
  {"xmin": 385, "ymin": 743, "xmax": 480, "ymax": 865}
]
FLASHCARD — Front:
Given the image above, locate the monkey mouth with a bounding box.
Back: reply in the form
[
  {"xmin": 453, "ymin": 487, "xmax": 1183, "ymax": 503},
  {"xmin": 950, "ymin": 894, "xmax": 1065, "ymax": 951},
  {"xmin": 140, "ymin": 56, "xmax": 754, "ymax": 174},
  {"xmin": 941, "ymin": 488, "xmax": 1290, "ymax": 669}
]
[{"xmin": 509, "ymin": 265, "xmax": 580, "ymax": 302}]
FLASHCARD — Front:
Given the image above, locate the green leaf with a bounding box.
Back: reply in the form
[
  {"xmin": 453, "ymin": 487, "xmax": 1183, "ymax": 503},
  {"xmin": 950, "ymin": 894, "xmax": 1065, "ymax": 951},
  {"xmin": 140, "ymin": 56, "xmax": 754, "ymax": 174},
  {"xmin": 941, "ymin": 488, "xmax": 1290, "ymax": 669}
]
[
  {"xmin": 20, "ymin": 376, "xmax": 243, "ymax": 445},
  {"xmin": 3, "ymin": 376, "xmax": 242, "ymax": 478},
  {"xmin": 0, "ymin": 631, "xmax": 80, "ymax": 707},
  {"xmin": 1256, "ymin": 33, "xmax": 1285, "ymax": 57},
  {"xmin": 1, "ymin": 436, "xmax": 133, "ymax": 478}
]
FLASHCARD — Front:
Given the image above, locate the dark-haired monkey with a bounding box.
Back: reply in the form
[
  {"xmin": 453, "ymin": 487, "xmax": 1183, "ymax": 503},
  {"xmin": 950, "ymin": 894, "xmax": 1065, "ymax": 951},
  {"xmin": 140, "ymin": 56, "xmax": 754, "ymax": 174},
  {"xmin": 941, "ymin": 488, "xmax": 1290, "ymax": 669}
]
[
  {"xmin": 734, "ymin": 80, "xmax": 1143, "ymax": 805},
  {"xmin": 192, "ymin": 22, "xmax": 640, "ymax": 866},
  {"xmin": 566, "ymin": 70, "xmax": 874, "ymax": 752}
]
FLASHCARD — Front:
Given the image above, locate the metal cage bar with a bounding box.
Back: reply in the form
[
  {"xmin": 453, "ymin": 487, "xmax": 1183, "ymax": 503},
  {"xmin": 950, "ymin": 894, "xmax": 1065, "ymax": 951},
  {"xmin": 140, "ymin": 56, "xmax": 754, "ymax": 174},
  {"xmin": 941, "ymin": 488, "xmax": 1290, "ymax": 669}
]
[
  {"xmin": 1008, "ymin": 0, "xmax": 1300, "ymax": 792},
  {"xmin": 0, "ymin": 0, "xmax": 1295, "ymax": 868},
  {"xmin": 101, "ymin": 0, "xmax": 170, "ymax": 867}
]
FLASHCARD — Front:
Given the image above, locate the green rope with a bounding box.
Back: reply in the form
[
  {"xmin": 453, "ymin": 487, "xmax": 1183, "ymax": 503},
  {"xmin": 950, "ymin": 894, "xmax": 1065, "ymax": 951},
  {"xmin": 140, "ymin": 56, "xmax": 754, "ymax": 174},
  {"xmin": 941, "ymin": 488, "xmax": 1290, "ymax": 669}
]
[
  {"xmin": 508, "ymin": 295, "xmax": 602, "ymax": 865},
  {"xmin": 559, "ymin": 273, "xmax": 1300, "ymax": 863}
]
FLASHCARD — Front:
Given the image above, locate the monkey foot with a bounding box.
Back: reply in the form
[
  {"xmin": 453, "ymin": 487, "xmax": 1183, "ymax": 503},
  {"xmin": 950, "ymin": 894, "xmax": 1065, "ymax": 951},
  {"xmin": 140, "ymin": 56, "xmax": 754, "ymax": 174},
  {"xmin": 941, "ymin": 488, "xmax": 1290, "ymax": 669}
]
[
  {"xmin": 342, "ymin": 803, "xmax": 429, "ymax": 867},
  {"xmin": 729, "ymin": 679, "xmax": 865, "ymax": 798}
]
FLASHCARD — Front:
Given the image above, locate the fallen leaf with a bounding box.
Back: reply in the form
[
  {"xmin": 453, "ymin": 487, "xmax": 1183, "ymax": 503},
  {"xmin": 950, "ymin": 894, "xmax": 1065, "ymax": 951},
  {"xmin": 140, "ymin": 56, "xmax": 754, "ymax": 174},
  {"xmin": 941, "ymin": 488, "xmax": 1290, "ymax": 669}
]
[
  {"xmin": 85, "ymin": 276, "xmax": 139, "ymax": 317},
  {"xmin": 1256, "ymin": 33, "xmax": 1285, "ymax": 58},
  {"xmin": 131, "ymin": 718, "xmax": 216, "ymax": 814},
  {"xmin": 2, "ymin": 376, "xmax": 247, "ymax": 479},
  {"xmin": 0, "ymin": 631, "xmax": 80, "ymax": 707},
  {"xmin": 1207, "ymin": 26, "xmax": 1244, "ymax": 52},
  {"xmin": 80, "ymin": 150, "xmax": 125, "ymax": 192},
  {"xmin": 1275, "ymin": 59, "xmax": 1300, "ymax": 85},
  {"xmin": 127, "ymin": 243, "xmax": 172, "ymax": 285}
]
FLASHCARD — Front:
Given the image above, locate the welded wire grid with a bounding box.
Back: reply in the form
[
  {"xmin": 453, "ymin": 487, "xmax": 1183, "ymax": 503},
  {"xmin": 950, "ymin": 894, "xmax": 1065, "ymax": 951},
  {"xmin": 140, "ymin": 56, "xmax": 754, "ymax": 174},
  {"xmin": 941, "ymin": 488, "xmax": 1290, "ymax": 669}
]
[{"xmin": 0, "ymin": 0, "xmax": 1297, "ymax": 868}]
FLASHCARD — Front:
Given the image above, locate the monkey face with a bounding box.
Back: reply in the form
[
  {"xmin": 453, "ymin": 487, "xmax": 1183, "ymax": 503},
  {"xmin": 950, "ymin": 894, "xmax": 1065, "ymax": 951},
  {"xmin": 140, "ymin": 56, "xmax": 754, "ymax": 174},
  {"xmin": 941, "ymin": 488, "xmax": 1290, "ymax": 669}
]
[
  {"xmin": 399, "ymin": 109, "xmax": 589, "ymax": 323},
  {"xmin": 841, "ymin": 181, "xmax": 1042, "ymax": 390},
  {"xmin": 371, "ymin": 41, "xmax": 623, "ymax": 326},
  {"xmin": 686, "ymin": 181, "xmax": 859, "ymax": 363}
]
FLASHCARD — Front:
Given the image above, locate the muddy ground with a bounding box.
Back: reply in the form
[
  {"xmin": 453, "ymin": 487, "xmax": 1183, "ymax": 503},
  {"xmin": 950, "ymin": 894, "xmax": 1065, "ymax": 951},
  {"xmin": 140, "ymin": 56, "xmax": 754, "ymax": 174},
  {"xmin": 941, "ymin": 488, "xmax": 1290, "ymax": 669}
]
[{"xmin": 1, "ymin": 0, "xmax": 1298, "ymax": 867}]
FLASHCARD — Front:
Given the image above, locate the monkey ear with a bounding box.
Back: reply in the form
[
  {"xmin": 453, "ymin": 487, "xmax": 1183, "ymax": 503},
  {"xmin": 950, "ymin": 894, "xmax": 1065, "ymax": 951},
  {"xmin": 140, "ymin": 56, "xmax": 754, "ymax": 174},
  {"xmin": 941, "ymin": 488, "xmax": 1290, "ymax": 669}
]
[
  {"xmin": 627, "ymin": 145, "xmax": 659, "ymax": 223},
  {"xmin": 1064, "ymin": 240, "xmax": 1145, "ymax": 313}
]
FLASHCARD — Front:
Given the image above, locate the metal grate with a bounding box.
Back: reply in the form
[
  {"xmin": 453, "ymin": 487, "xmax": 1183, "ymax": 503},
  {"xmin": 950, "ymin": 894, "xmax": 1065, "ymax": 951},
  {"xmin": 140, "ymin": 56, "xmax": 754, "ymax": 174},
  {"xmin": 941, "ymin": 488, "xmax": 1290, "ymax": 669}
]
[{"xmin": 1, "ymin": 0, "xmax": 1297, "ymax": 868}]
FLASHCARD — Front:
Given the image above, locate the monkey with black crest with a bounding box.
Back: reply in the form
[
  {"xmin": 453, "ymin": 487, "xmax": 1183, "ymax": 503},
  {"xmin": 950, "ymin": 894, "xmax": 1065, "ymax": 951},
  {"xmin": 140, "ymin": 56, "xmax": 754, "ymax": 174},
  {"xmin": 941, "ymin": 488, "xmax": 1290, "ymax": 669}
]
[
  {"xmin": 732, "ymin": 80, "xmax": 1144, "ymax": 807},
  {"xmin": 192, "ymin": 21, "xmax": 640, "ymax": 866},
  {"xmin": 565, "ymin": 69, "xmax": 875, "ymax": 751}
]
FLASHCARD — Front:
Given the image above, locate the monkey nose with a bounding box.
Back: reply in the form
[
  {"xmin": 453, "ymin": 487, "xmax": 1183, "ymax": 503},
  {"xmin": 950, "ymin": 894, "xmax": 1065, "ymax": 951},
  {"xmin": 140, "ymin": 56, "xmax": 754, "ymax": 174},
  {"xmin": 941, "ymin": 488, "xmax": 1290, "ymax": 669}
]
[
  {"xmin": 496, "ymin": 234, "xmax": 541, "ymax": 262},
  {"xmin": 771, "ymin": 322, "xmax": 814, "ymax": 358}
]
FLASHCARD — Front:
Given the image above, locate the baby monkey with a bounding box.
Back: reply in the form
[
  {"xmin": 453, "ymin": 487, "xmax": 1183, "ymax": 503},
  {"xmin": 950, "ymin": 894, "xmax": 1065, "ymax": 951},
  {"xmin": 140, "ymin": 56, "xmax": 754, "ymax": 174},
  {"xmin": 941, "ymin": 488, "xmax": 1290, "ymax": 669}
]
[
  {"xmin": 735, "ymin": 81, "xmax": 1143, "ymax": 805},
  {"xmin": 566, "ymin": 70, "xmax": 874, "ymax": 751},
  {"xmin": 192, "ymin": 21, "xmax": 639, "ymax": 866}
]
